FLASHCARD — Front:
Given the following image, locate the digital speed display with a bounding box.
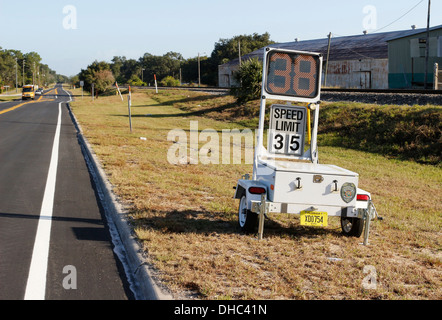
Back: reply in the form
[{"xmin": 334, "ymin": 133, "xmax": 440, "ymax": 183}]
[{"xmin": 264, "ymin": 49, "xmax": 321, "ymax": 101}]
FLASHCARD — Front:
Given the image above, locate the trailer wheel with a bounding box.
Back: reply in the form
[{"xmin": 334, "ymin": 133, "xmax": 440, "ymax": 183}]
[
  {"xmin": 341, "ymin": 216, "xmax": 364, "ymax": 237},
  {"xmin": 238, "ymin": 195, "xmax": 258, "ymax": 234}
]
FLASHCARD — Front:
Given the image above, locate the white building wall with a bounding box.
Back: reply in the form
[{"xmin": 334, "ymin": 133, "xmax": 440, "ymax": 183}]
[{"xmin": 323, "ymin": 59, "xmax": 388, "ymax": 89}]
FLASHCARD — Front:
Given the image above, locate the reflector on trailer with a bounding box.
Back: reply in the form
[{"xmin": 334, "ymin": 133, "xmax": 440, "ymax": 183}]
[
  {"xmin": 249, "ymin": 187, "xmax": 266, "ymax": 194},
  {"xmin": 357, "ymin": 194, "xmax": 370, "ymax": 201}
]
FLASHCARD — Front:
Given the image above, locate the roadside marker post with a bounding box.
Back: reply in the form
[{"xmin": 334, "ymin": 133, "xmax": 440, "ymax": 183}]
[
  {"xmin": 115, "ymin": 81, "xmax": 124, "ymax": 101},
  {"xmin": 128, "ymin": 86, "xmax": 132, "ymax": 132},
  {"xmin": 80, "ymin": 81, "xmax": 84, "ymax": 99},
  {"xmin": 154, "ymin": 74, "xmax": 158, "ymax": 94}
]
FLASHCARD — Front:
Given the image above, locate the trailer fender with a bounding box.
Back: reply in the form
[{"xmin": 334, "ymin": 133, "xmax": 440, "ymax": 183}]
[
  {"xmin": 356, "ymin": 188, "xmax": 371, "ymax": 210},
  {"xmin": 234, "ymin": 180, "xmax": 268, "ymax": 210}
]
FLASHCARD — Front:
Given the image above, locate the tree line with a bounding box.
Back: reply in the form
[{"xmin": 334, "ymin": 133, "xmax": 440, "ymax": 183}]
[
  {"xmin": 0, "ymin": 47, "xmax": 67, "ymax": 91},
  {"xmin": 72, "ymin": 32, "xmax": 275, "ymax": 94}
]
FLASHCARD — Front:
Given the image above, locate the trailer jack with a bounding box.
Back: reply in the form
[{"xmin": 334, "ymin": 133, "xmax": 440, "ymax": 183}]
[{"xmin": 361, "ymin": 200, "xmax": 381, "ymax": 246}]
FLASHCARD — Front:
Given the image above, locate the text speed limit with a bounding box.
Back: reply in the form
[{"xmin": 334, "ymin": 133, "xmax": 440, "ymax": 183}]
[{"xmin": 268, "ymin": 105, "xmax": 306, "ymax": 156}]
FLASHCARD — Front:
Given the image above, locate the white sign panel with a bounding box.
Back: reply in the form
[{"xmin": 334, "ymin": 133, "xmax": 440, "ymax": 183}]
[
  {"xmin": 268, "ymin": 104, "xmax": 306, "ymax": 156},
  {"xmin": 80, "ymin": 81, "xmax": 84, "ymax": 87}
]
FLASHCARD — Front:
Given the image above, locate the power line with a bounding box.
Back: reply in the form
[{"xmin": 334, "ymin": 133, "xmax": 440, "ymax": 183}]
[{"xmin": 371, "ymin": 0, "xmax": 425, "ymax": 33}]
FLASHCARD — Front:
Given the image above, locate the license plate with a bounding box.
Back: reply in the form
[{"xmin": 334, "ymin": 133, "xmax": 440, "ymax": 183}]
[{"xmin": 300, "ymin": 211, "xmax": 328, "ymax": 227}]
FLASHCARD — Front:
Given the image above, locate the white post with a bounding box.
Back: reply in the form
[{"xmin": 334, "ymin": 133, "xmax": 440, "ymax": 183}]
[
  {"xmin": 253, "ymin": 97, "xmax": 267, "ymax": 180},
  {"xmin": 15, "ymin": 58, "xmax": 18, "ymax": 93},
  {"xmin": 115, "ymin": 81, "xmax": 123, "ymax": 101},
  {"xmin": 128, "ymin": 86, "xmax": 132, "ymax": 133},
  {"xmin": 434, "ymin": 63, "xmax": 439, "ymax": 90}
]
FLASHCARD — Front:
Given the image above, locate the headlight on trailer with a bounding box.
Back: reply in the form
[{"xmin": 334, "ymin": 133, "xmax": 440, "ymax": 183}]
[{"xmin": 341, "ymin": 182, "xmax": 356, "ymax": 203}]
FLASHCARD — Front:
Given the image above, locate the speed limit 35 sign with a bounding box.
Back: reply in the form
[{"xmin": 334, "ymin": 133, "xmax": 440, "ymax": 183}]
[{"xmin": 268, "ymin": 104, "xmax": 306, "ymax": 156}]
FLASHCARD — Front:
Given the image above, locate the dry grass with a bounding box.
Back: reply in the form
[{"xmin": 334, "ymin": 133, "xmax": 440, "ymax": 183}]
[{"xmin": 70, "ymin": 88, "xmax": 441, "ymax": 300}]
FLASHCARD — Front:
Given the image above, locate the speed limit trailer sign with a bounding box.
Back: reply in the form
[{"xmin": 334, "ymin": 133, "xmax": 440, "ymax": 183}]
[
  {"xmin": 268, "ymin": 105, "xmax": 306, "ymax": 156},
  {"xmin": 264, "ymin": 48, "xmax": 321, "ymax": 103},
  {"xmin": 234, "ymin": 47, "xmax": 380, "ymax": 244}
]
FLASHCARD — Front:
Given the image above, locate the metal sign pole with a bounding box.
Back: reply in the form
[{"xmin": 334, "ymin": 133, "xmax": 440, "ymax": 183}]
[{"xmin": 258, "ymin": 193, "xmax": 266, "ymax": 240}]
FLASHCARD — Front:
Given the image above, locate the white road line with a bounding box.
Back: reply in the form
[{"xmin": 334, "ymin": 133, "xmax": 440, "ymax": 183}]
[
  {"xmin": 61, "ymin": 87, "xmax": 72, "ymax": 103},
  {"xmin": 24, "ymin": 102, "xmax": 62, "ymax": 300}
]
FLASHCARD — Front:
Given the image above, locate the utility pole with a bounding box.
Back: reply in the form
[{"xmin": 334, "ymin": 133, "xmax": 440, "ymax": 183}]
[
  {"xmin": 238, "ymin": 39, "xmax": 242, "ymax": 67},
  {"xmin": 15, "ymin": 58, "xmax": 18, "ymax": 93},
  {"xmin": 198, "ymin": 52, "xmax": 201, "ymax": 87},
  {"xmin": 23, "ymin": 60, "xmax": 25, "ymax": 86},
  {"xmin": 424, "ymin": 0, "xmax": 431, "ymax": 89},
  {"xmin": 324, "ymin": 32, "xmax": 332, "ymax": 87}
]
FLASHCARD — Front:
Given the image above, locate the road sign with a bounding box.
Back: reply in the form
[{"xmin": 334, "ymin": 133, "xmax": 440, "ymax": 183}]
[
  {"xmin": 267, "ymin": 104, "xmax": 306, "ymax": 156},
  {"xmin": 80, "ymin": 81, "xmax": 84, "ymax": 87},
  {"xmin": 263, "ymin": 48, "xmax": 322, "ymax": 103}
]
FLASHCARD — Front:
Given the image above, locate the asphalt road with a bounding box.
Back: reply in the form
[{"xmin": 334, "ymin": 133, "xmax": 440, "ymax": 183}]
[{"xmin": 0, "ymin": 84, "xmax": 134, "ymax": 300}]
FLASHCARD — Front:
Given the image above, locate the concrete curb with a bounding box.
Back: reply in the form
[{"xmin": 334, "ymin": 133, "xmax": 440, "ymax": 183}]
[{"xmin": 66, "ymin": 103, "xmax": 173, "ymax": 300}]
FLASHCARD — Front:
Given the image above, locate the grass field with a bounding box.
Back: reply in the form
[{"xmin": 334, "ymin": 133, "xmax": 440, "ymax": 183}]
[{"xmin": 70, "ymin": 88, "xmax": 441, "ymax": 300}]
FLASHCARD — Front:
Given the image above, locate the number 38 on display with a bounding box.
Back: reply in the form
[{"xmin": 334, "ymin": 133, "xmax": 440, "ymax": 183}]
[{"xmin": 265, "ymin": 51, "xmax": 320, "ymax": 99}]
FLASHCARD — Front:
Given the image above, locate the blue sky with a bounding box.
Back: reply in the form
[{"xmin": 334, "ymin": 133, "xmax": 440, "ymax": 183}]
[{"xmin": 0, "ymin": 0, "xmax": 440, "ymax": 76}]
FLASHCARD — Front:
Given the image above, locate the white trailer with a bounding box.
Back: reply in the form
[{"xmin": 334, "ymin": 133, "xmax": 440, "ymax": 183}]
[{"xmin": 234, "ymin": 47, "xmax": 379, "ymax": 244}]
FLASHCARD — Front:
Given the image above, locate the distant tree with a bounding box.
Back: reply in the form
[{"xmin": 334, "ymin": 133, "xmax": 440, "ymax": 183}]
[
  {"xmin": 205, "ymin": 32, "xmax": 274, "ymax": 86},
  {"xmin": 111, "ymin": 56, "xmax": 125, "ymax": 83},
  {"xmin": 94, "ymin": 70, "xmax": 115, "ymax": 97},
  {"xmin": 211, "ymin": 33, "xmax": 274, "ymax": 66},
  {"xmin": 0, "ymin": 48, "xmax": 59, "ymax": 88},
  {"xmin": 75, "ymin": 32, "xmax": 274, "ymax": 88},
  {"xmin": 70, "ymin": 75, "xmax": 80, "ymax": 87},
  {"xmin": 139, "ymin": 51, "xmax": 183, "ymax": 84},
  {"xmin": 78, "ymin": 60, "xmax": 113, "ymax": 92},
  {"xmin": 180, "ymin": 55, "xmax": 211, "ymax": 85}
]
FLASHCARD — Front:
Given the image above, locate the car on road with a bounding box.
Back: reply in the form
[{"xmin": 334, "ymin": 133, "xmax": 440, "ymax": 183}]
[{"xmin": 35, "ymin": 88, "xmax": 44, "ymax": 95}]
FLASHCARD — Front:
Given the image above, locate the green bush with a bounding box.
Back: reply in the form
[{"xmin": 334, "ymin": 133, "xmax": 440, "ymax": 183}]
[
  {"xmin": 318, "ymin": 103, "xmax": 442, "ymax": 165},
  {"xmin": 128, "ymin": 75, "xmax": 146, "ymax": 86},
  {"xmin": 231, "ymin": 58, "xmax": 263, "ymax": 104},
  {"xmin": 160, "ymin": 76, "xmax": 180, "ymax": 87}
]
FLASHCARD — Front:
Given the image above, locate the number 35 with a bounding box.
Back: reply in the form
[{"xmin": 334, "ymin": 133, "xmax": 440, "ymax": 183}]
[{"xmin": 272, "ymin": 134, "xmax": 301, "ymax": 154}]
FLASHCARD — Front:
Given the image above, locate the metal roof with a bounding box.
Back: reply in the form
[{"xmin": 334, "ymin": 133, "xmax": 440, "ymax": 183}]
[{"xmin": 221, "ymin": 25, "xmax": 442, "ymax": 66}]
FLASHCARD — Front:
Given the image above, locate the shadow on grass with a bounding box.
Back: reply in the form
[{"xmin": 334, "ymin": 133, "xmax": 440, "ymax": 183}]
[
  {"xmin": 149, "ymin": 93, "xmax": 223, "ymax": 107},
  {"xmin": 113, "ymin": 101, "xmax": 239, "ymax": 119},
  {"xmin": 132, "ymin": 208, "xmax": 343, "ymax": 240}
]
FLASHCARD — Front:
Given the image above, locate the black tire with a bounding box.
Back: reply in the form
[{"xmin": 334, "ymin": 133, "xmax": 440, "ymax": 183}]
[
  {"xmin": 341, "ymin": 216, "xmax": 364, "ymax": 237},
  {"xmin": 238, "ymin": 195, "xmax": 258, "ymax": 234}
]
